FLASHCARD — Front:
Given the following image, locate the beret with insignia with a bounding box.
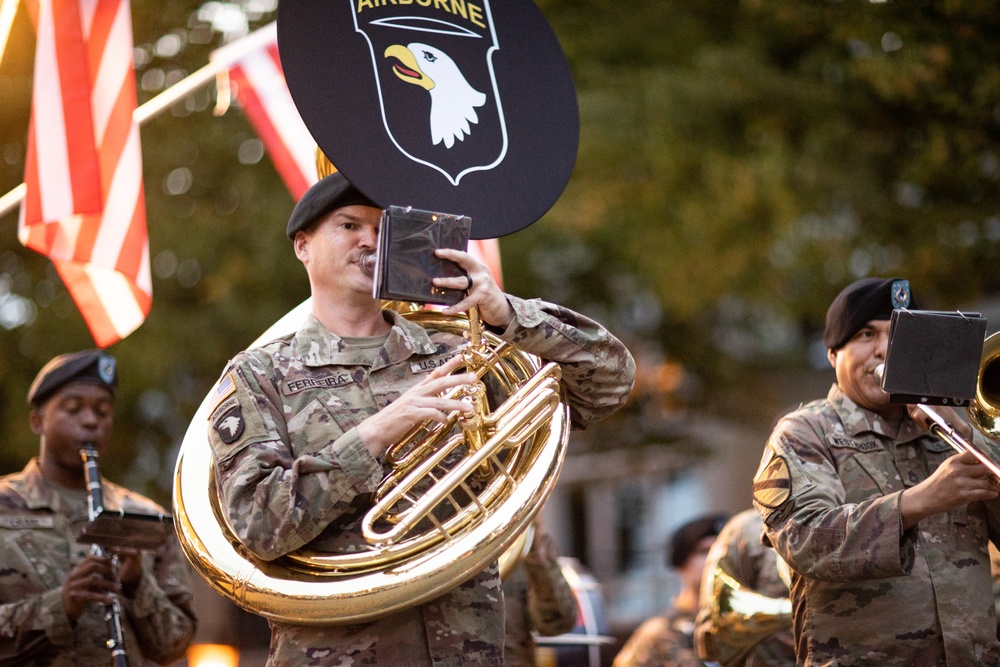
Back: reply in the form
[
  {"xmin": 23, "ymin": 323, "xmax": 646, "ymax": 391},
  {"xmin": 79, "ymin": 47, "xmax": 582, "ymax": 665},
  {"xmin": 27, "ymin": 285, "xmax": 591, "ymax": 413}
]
[
  {"xmin": 28, "ymin": 350, "xmax": 118, "ymax": 406},
  {"xmin": 824, "ymin": 277, "xmax": 918, "ymax": 350},
  {"xmin": 286, "ymin": 172, "xmax": 379, "ymax": 239}
]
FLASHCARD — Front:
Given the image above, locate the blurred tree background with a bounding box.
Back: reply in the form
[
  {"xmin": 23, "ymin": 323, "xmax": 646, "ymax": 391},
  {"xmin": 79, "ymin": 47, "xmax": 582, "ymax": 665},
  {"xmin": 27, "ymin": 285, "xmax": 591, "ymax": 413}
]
[{"xmin": 1, "ymin": 0, "xmax": 999, "ymax": 506}]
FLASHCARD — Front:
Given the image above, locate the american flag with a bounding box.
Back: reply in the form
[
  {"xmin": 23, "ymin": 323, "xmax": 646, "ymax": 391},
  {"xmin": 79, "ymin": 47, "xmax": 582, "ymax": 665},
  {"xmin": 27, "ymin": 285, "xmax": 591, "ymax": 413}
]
[
  {"xmin": 217, "ymin": 22, "xmax": 315, "ymax": 201},
  {"xmin": 18, "ymin": 0, "xmax": 150, "ymax": 348}
]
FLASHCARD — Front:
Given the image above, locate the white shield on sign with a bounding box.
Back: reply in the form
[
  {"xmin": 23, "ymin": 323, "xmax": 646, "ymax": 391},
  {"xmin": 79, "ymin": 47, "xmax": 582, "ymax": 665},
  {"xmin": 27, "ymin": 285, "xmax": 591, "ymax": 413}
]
[{"xmin": 353, "ymin": 0, "xmax": 508, "ymax": 185}]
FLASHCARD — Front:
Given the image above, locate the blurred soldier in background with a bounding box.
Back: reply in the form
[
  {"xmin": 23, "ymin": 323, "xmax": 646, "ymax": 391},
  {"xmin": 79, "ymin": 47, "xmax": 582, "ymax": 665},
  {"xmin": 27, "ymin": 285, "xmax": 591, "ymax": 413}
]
[
  {"xmin": 612, "ymin": 513, "xmax": 728, "ymax": 667},
  {"xmin": 992, "ymin": 543, "xmax": 1000, "ymax": 641},
  {"xmin": 0, "ymin": 350, "xmax": 197, "ymax": 665},
  {"xmin": 694, "ymin": 509, "xmax": 795, "ymax": 667},
  {"xmin": 503, "ymin": 517, "xmax": 579, "ymax": 667}
]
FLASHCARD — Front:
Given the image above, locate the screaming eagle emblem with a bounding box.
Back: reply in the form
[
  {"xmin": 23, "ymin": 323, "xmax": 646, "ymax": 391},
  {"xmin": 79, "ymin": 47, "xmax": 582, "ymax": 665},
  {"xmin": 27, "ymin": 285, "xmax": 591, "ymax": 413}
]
[
  {"xmin": 385, "ymin": 42, "xmax": 487, "ymax": 149},
  {"xmin": 214, "ymin": 405, "xmax": 246, "ymax": 445},
  {"xmin": 353, "ymin": 2, "xmax": 508, "ymax": 185},
  {"xmin": 277, "ymin": 0, "xmax": 581, "ymax": 238}
]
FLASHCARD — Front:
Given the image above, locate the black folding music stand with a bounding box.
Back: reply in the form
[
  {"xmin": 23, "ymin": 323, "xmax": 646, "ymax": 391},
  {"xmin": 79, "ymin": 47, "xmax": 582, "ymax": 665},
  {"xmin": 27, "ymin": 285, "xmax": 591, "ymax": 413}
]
[{"xmin": 882, "ymin": 309, "xmax": 987, "ymax": 406}]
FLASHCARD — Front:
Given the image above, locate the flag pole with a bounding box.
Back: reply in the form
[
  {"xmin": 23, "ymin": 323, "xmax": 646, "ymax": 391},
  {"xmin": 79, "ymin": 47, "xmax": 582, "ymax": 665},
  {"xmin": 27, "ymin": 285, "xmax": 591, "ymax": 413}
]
[{"xmin": 0, "ymin": 21, "xmax": 278, "ymax": 220}]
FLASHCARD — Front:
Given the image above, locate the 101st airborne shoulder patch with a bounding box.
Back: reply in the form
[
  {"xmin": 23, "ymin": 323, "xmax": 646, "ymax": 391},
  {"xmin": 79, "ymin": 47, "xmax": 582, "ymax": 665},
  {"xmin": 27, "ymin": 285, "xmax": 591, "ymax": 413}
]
[
  {"xmin": 753, "ymin": 450, "xmax": 792, "ymax": 509},
  {"xmin": 208, "ymin": 372, "xmax": 245, "ymax": 445},
  {"xmin": 213, "ymin": 405, "xmax": 245, "ymax": 444}
]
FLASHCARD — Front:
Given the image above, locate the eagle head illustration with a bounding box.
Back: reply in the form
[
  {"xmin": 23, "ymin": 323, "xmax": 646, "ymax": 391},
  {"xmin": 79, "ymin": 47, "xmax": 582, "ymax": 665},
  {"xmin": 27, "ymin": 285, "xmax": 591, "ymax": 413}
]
[{"xmin": 384, "ymin": 42, "xmax": 488, "ymax": 149}]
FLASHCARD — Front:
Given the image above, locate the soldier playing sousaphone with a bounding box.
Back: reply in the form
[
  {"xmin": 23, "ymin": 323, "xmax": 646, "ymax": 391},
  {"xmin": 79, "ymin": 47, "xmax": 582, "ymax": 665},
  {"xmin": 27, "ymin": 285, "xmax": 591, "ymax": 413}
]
[
  {"xmin": 204, "ymin": 171, "xmax": 634, "ymax": 665},
  {"xmin": 192, "ymin": 0, "xmax": 637, "ymax": 662}
]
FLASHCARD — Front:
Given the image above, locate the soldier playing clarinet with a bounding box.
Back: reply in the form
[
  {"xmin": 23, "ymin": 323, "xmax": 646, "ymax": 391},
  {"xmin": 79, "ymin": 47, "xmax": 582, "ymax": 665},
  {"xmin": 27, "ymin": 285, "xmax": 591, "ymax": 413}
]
[{"xmin": 0, "ymin": 350, "xmax": 196, "ymax": 665}]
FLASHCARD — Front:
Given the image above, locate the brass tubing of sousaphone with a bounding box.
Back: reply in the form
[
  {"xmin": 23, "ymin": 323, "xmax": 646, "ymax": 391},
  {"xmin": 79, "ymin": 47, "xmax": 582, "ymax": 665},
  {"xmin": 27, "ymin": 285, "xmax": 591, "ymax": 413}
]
[{"xmin": 172, "ymin": 302, "xmax": 570, "ymax": 623}]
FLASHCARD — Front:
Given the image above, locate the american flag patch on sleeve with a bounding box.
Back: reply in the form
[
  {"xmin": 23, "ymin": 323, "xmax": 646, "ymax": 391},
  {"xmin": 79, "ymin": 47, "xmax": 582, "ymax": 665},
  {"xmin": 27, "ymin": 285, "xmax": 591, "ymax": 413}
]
[{"xmin": 208, "ymin": 373, "xmax": 237, "ymax": 418}]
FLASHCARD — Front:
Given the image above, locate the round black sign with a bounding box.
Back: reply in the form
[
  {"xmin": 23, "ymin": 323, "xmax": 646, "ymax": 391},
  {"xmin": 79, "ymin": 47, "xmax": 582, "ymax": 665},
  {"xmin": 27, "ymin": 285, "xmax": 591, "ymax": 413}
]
[{"xmin": 277, "ymin": 0, "xmax": 579, "ymax": 239}]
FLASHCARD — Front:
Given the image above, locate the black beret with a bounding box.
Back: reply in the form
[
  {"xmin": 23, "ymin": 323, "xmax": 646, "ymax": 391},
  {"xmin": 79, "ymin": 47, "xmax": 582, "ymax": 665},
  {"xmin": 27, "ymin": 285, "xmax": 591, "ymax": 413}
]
[
  {"xmin": 823, "ymin": 277, "xmax": 918, "ymax": 350},
  {"xmin": 286, "ymin": 172, "xmax": 379, "ymax": 239},
  {"xmin": 668, "ymin": 513, "xmax": 728, "ymax": 569},
  {"xmin": 27, "ymin": 350, "xmax": 118, "ymax": 406}
]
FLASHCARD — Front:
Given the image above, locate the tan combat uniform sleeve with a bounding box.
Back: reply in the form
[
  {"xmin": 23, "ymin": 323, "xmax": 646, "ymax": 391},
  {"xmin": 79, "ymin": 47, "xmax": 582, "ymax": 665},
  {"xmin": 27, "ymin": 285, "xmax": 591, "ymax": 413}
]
[
  {"xmin": 499, "ymin": 296, "xmax": 636, "ymax": 429},
  {"xmin": 119, "ymin": 536, "xmax": 197, "ymax": 665},
  {"xmin": 752, "ymin": 417, "xmax": 912, "ymax": 583},
  {"xmin": 0, "ymin": 589, "xmax": 74, "ymax": 662},
  {"xmin": 522, "ymin": 532, "xmax": 578, "ymax": 636}
]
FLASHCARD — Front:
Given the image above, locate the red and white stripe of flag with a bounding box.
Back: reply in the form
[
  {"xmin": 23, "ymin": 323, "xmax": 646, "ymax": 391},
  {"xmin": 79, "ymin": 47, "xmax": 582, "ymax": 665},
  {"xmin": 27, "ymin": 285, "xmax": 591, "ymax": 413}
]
[
  {"xmin": 19, "ymin": 0, "xmax": 150, "ymax": 348},
  {"xmin": 219, "ymin": 22, "xmax": 315, "ymax": 201},
  {"xmin": 219, "ymin": 23, "xmax": 504, "ymax": 287}
]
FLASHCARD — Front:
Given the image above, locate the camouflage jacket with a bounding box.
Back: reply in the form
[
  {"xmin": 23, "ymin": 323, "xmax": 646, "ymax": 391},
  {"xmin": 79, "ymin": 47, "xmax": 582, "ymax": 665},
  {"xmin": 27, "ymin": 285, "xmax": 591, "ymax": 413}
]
[
  {"xmin": 991, "ymin": 542, "xmax": 1000, "ymax": 626},
  {"xmin": 612, "ymin": 605, "xmax": 704, "ymax": 667},
  {"xmin": 752, "ymin": 384, "xmax": 1000, "ymax": 667},
  {"xmin": 0, "ymin": 459, "xmax": 197, "ymax": 666},
  {"xmin": 207, "ymin": 297, "xmax": 635, "ymax": 667},
  {"xmin": 502, "ymin": 530, "xmax": 579, "ymax": 667},
  {"xmin": 694, "ymin": 509, "xmax": 795, "ymax": 667}
]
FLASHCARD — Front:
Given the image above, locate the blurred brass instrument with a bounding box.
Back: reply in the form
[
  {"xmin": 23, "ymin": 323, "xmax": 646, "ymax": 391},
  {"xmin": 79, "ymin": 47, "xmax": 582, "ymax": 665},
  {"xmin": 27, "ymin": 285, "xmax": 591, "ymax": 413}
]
[
  {"xmin": 702, "ymin": 566, "xmax": 792, "ymax": 667},
  {"xmin": 173, "ymin": 302, "xmax": 570, "ymax": 624},
  {"xmin": 876, "ymin": 331, "xmax": 1000, "ymax": 480}
]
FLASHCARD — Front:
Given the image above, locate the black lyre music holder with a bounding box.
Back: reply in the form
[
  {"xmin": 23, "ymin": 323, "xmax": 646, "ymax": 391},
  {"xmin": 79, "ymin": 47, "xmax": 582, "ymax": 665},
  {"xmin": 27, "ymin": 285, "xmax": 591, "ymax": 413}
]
[{"xmin": 881, "ymin": 309, "xmax": 987, "ymax": 406}]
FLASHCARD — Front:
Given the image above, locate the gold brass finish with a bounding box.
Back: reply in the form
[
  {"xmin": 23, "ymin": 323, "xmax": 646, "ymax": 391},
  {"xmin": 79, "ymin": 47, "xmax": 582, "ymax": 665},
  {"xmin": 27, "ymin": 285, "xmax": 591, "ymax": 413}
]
[
  {"xmin": 173, "ymin": 303, "xmax": 570, "ymax": 624},
  {"xmin": 498, "ymin": 524, "xmax": 534, "ymax": 580},
  {"xmin": 702, "ymin": 566, "xmax": 792, "ymax": 667},
  {"xmin": 967, "ymin": 331, "xmax": 1000, "ymax": 442}
]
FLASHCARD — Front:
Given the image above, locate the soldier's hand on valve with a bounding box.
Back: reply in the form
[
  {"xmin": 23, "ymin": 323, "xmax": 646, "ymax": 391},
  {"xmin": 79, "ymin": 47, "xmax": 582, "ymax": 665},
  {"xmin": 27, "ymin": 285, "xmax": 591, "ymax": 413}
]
[{"xmin": 355, "ymin": 355, "xmax": 477, "ymax": 459}]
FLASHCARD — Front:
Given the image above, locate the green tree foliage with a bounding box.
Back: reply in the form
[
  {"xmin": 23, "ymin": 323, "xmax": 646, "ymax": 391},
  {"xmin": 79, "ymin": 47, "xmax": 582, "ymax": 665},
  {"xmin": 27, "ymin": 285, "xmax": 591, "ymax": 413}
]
[
  {"xmin": 1, "ymin": 0, "xmax": 1000, "ymax": 493},
  {"xmin": 509, "ymin": 0, "xmax": 1000, "ymax": 415}
]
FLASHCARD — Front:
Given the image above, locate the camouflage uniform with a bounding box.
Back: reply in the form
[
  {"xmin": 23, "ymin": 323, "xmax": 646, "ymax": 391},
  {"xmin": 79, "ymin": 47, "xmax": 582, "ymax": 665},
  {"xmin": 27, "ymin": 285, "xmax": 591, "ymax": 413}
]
[
  {"xmin": 502, "ymin": 530, "xmax": 579, "ymax": 667},
  {"xmin": 0, "ymin": 459, "xmax": 197, "ymax": 665},
  {"xmin": 208, "ymin": 296, "xmax": 636, "ymax": 666},
  {"xmin": 694, "ymin": 509, "xmax": 795, "ymax": 667},
  {"xmin": 991, "ymin": 542, "xmax": 1000, "ymax": 638},
  {"xmin": 612, "ymin": 606, "xmax": 704, "ymax": 667},
  {"xmin": 752, "ymin": 384, "xmax": 1000, "ymax": 667}
]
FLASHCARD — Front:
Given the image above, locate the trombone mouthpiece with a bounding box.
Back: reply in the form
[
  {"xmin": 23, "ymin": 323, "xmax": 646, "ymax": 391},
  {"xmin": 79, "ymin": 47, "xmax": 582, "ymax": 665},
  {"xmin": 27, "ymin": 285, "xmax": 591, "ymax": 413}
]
[
  {"xmin": 360, "ymin": 251, "xmax": 376, "ymax": 276},
  {"xmin": 874, "ymin": 363, "xmax": 885, "ymax": 384}
]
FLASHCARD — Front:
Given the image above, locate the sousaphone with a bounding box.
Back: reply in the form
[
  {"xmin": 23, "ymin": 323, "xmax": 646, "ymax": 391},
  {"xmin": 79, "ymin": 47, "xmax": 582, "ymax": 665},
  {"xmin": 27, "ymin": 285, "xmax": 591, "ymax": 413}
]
[
  {"xmin": 173, "ymin": 300, "xmax": 570, "ymax": 623},
  {"xmin": 175, "ymin": 0, "xmax": 582, "ymax": 624}
]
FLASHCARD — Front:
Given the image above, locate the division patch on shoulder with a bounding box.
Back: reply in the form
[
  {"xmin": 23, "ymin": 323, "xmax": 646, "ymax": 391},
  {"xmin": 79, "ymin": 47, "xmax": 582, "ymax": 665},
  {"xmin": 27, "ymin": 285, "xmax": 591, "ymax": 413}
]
[
  {"xmin": 213, "ymin": 405, "xmax": 245, "ymax": 445},
  {"xmin": 753, "ymin": 455, "xmax": 792, "ymax": 509}
]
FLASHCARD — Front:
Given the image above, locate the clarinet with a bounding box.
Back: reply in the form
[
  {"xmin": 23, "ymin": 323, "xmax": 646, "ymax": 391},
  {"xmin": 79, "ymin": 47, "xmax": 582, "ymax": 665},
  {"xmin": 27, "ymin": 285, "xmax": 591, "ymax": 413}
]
[{"xmin": 80, "ymin": 444, "xmax": 130, "ymax": 667}]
